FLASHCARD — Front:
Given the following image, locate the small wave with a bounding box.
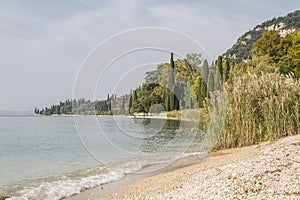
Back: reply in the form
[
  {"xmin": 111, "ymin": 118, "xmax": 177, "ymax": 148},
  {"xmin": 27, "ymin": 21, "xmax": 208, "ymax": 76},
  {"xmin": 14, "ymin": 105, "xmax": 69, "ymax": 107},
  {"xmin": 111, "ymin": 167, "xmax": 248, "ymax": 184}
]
[
  {"xmin": 6, "ymin": 162, "xmax": 143, "ymax": 200},
  {"xmin": 6, "ymin": 151, "xmax": 207, "ymax": 200}
]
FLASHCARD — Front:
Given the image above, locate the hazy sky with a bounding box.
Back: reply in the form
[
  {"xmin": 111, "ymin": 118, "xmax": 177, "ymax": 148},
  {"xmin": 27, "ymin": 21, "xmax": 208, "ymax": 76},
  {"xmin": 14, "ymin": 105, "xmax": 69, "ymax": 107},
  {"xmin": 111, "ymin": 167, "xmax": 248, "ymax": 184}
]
[{"xmin": 0, "ymin": 0, "xmax": 299, "ymax": 111}]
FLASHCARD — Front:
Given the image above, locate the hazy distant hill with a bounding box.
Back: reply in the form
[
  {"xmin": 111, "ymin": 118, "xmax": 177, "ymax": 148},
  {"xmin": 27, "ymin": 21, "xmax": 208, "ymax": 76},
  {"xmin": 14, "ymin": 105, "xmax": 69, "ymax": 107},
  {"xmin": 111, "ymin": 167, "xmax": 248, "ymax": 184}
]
[{"xmin": 224, "ymin": 10, "xmax": 300, "ymax": 63}]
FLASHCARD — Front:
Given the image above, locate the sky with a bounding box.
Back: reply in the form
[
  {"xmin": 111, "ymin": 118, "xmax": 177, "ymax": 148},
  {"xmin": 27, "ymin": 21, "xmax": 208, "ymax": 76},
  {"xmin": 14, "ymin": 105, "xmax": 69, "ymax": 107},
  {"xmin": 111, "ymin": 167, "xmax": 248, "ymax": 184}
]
[{"xmin": 0, "ymin": 0, "xmax": 299, "ymax": 111}]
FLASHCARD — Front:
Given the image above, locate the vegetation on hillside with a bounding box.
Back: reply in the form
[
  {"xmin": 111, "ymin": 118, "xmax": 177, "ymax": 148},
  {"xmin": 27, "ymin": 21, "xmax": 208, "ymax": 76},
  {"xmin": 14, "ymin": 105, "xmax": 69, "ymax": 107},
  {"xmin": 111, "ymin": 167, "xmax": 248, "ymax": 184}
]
[
  {"xmin": 252, "ymin": 29, "xmax": 300, "ymax": 77},
  {"xmin": 224, "ymin": 10, "xmax": 300, "ymax": 63}
]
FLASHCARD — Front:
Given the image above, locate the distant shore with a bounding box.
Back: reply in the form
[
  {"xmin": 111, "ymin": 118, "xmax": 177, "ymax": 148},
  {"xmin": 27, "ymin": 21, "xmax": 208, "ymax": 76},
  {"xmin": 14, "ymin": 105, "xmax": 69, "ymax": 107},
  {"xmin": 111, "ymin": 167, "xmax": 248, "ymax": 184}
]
[
  {"xmin": 33, "ymin": 112, "xmax": 172, "ymax": 119},
  {"xmin": 34, "ymin": 110, "xmax": 200, "ymax": 122},
  {"xmin": 67, "ymin": 134, "xmax": 300, "ymax": 200}
]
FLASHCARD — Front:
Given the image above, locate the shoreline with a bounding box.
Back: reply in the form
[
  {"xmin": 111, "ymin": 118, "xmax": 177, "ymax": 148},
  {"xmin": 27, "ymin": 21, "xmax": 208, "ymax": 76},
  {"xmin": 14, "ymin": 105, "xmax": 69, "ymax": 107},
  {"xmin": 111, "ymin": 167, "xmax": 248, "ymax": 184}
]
[
  {"xmin": 67, "ymin": 134, "xmax": 300, "ymax": 200},
  {"xmin": 66, "ymin": 145, "xmax": 253, "ymax": 200},
  {"xmin": 66, "ymin": 153, "xmax": 207, "ymax": 200},
  {"xmin": 33, "ymin": 113, "xmax": 193, "ymax": 122},
  {"xmin": 33, "ymin": 109, "xmax": 202, "ymax": 122}
]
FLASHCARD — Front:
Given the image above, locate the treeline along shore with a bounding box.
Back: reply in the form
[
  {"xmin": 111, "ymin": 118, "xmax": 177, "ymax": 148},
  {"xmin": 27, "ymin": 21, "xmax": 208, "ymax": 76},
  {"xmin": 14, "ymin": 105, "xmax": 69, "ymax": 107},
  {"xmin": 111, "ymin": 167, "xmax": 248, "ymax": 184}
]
[{"xmin": 36, "ymin": 11, "xmax": 300, "ymax": 150}]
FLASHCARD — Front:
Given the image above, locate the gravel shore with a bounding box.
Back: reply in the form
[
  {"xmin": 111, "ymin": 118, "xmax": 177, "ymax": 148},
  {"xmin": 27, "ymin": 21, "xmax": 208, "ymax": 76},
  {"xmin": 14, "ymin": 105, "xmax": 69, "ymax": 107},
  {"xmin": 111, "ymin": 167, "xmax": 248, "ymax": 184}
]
[{"xmin": 104, "ymin": 134, "xmax": 300, "ymax": 200}]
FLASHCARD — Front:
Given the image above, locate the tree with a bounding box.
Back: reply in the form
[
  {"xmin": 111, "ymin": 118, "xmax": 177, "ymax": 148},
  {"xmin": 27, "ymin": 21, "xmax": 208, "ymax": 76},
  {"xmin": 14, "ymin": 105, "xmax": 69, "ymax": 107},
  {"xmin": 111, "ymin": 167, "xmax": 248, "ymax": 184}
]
[
  {"xmin": 199, "ymin": 77, "xmax": 207, "ymax": 108},
  {"xmin": 252, "ymin": 29, "xmax": 300, "ymax": 78},
  {"xmin": 55, "ymin": 105, "xmax": 60, "ymax": 114},
  {"xmin": 185, "ymin": 53, "xmax": 202, "ymax": 82},
  {"xmin": 191, "ymin": 75, "xmax": 207, "ymax": 108},
  {"xmin": 130, "ymin": 89, "xmax": 139, "ymax": 113},
  {"xmin": 211, "ymin": 60, "xmax": 215, "ymax": 70},
  {"xmin": 287, "ymin": 29, "xmax": 300, "ymax": 77},
  {"xmin": 201, "ymin": 59, "xmax": 209, "ymax": 82},
  {"xmin": 252, "ymin": 30, "xmax": 281, "ymax": 62},
  {"xmin": 165, "ymin": 52, "xmax": 177, "ymax": 111},
  {"xmin": 214, "ymin": 70, "xmax": 222, "ymax": 91},
  {"xmin": 128, "ymin": 91, "xmax": 133, "ymax": 114},
  {"xmin": 169, "ymin": 52, "xmax": 176, "ymax": 111},
  {"xmin": 207, "ymin": 70, "xmax": 214, "ymax": 93},
  {"xmin": 223, "ymin": 60, "xmax": 230, "ymax": 81},
  {"xmin": 217, "ymin": 56, "xmax": 223, "ymax": 80},
  {"xmin": 108, "ymin": 101, "xmax": 111, "ymax": 111},
  {"xmin": 121, "ymin": 96, "xmax": 125, "ymax": 111}
]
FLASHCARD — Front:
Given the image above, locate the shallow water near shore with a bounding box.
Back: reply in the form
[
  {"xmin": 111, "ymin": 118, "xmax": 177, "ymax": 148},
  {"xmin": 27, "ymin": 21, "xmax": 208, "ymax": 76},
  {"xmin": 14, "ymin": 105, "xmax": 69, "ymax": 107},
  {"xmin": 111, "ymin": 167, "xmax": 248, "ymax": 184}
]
[{"xmin": 0, "ymin": 115, "xmax": 206, "ymax": 200}]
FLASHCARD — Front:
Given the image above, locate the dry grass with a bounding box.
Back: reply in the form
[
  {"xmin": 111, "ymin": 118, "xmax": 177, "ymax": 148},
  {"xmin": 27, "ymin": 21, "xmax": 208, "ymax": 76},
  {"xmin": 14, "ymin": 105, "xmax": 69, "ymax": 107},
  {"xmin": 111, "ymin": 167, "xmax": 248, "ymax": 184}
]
[{"xmin": 214, "ymin": 72, "xmax": 300, "ymax": 149}]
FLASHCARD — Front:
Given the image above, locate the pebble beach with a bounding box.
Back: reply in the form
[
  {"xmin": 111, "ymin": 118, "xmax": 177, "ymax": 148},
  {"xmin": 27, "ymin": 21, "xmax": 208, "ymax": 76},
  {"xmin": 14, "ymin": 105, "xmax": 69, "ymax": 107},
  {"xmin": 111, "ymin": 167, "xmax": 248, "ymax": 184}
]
[
  {"xmin": 95, "ymin": 134, "xmax": 300, "ymax": 199},
  {"xmin": 67, "ymin": 134, "xmax": 300, "ymax": 200}
]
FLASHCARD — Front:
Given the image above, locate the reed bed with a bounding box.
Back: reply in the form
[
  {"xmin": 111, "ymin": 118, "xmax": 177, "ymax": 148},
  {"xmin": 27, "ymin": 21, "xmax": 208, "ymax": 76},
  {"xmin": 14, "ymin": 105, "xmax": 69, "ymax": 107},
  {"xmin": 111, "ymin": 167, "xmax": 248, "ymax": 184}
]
[{"xmin": 214, "ymin": 72, "xmax": 300, "ymax": 149}]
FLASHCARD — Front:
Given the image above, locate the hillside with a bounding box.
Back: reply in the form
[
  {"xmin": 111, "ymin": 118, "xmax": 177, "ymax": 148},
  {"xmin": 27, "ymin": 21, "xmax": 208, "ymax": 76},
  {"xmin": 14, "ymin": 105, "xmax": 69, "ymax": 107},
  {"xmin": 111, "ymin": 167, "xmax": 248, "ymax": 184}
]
[{"xmin": 224, "ymin": 10, "xmax": 300, "ymax": 63}]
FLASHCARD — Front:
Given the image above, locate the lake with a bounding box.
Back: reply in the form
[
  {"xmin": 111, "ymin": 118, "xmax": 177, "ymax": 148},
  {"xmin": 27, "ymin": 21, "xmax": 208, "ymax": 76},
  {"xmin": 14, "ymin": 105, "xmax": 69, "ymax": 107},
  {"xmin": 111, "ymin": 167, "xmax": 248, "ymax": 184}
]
[{"xmin": 0, "ymin": 115, "xmax": 207, "ymax": 200}]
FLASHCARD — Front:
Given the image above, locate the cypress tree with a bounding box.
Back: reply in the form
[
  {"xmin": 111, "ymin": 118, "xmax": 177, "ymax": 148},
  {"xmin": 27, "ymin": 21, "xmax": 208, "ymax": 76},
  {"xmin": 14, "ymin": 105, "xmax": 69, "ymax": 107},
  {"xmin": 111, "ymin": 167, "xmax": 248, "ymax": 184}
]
[
  {"xmin": 217, "ymin": 56, "xmax": 223, "ymax": 80},
  {"xmin": 133, "ymin": 90, "xmax": 137, "ymax": 103},
  {"xmin": 211, "ymin": 60, "xmax": 215, "ymax": 70},
  {"xmin": 169, "ymin": 52, "xmax": 175, "ymax": 111},
  {"xmin": 108, "ymin": 101, "xmax": 111, "ymax": 111},
  {"xmin": 128, "ymin": 91, "xmax": 133, "ymax": 114},
  {"xmin": 223, "ymin": 60, "xmax": 230, "ymax": 81},
  {"xmin": 131, "ymin": 89, "xmax": 138, "ymax": 113},
  {"xmin": 201, "ymin": 78, "xmax": 208, "ymax": 107},
  {"xmin": 214, "ymin": 70, "xmax": 222, "ymax": 91},
  {"xmin": 201, "ymin": 59, "xmax": 209, "ymax": 82},
  {"xmin": 121, "ymin": 96, "xmax": 125, "ymax": 111},
  {"xmin": 207, "ymin": 70, "xmax": 214, "ymax": 93},
  {"xmin": 197, "ymin": 76, "xmax": 207, "ymax": 108}
]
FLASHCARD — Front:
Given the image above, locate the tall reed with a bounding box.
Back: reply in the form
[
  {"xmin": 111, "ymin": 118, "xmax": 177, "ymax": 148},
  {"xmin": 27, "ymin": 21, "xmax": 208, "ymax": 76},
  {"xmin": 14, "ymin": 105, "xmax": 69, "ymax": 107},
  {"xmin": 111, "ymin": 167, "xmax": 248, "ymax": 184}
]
[{"xmin": 214, "ymin": 72, "xmax": 300, "ymax": 149}]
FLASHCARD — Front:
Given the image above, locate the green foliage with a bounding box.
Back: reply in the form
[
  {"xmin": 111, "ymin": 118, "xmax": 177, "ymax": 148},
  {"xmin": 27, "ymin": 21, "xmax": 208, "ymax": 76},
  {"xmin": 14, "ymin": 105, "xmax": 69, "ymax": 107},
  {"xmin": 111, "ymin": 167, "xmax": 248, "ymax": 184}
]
[
  {"xmin": 128, "ymin": 52, "xmax": 206, "ymax": 113},
  {"xmin": 224, "ymin": 10, "xmax": 300, "ymax": 63},
  {"xmin": 130, "ymin": 89, "xmax": 141, "ymax": 113},
  {"xmin": 223, "ymin": 60, "xmax": 231, "ymax": 81},
  {"xmin": 252, "ymin": 29, "xmax": 300, "ymax": 78},
  {"xmin": 168, "ymin": 52, "xmax": 175, "ymax": 111},
  {"xmin": 217, "ymin": 56, "xmax": 223, "ymax": 79},
  {"xmin": 201, "ymin": 59, "xmax": 209, "ymax": 82},
  {"xmin": 214, "ymin": 70, "xmax": 222, "ymax": 91},
  {"xmin": 128, "ymin": 91, "xmax": 133, "ymax": 113},
  {"xmin": 37, "ymin": 97, "xmax": 115, "ymax": 115},
  {"xmin": 184, "ymin": 53, "xmax": 202, "ymax": 81},
  {"xmin": 207, "ymin": 70, "xmax": 214, "ymax": 92},
  {"xmin": 252, "ymin": 30, "xmax": 281, "ymax": 62},
  {"xmin": 191, "ymin": 76, "xmax": 208, "ymax": 108},
  {"xmin": 121, "ymin": 96, "xmax": 125, "ymax": 111}
]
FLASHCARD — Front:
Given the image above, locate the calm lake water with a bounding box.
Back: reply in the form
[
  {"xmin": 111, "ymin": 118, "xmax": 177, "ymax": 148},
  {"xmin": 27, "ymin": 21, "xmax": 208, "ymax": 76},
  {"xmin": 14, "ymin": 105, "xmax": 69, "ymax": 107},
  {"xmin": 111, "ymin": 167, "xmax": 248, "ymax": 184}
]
[{"xmin": 0, "ymin": 115, "xmax": 206, "ymax": 200}]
